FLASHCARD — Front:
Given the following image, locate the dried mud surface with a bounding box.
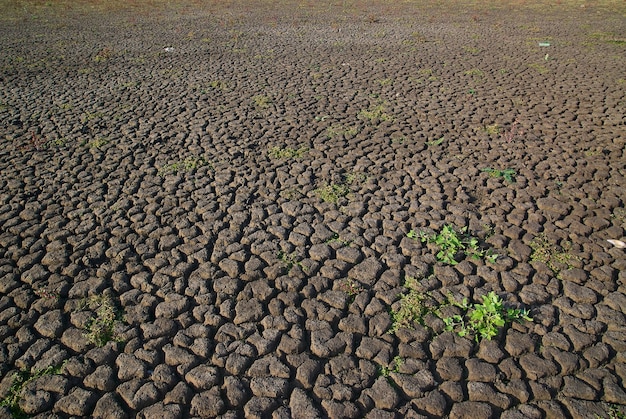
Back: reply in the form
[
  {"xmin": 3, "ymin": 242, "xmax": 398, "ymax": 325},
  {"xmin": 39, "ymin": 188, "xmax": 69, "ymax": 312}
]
[{"xmin": 0, "ymin": 1, "xmax": 625, "ymax": 418}]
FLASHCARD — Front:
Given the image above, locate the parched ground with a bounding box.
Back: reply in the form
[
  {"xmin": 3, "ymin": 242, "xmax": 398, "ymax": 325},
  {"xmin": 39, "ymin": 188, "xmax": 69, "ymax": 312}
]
[{"xmin": 0, "ymin": 1, "xmax": 625, "ymax": 418}]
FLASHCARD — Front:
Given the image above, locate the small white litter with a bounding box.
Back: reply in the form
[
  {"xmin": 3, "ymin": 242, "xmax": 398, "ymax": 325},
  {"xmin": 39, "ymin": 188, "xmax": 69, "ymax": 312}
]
[
  {"xmin": 164, "ymin": 47, "xmax": 175, "ymax": 52},
  {"xmin": 607, "ymin": 239, "xmax": 626, "ymax": 249},
  {"xmin": 538, "ymin": 42, "xmax": 551, "ymax": 47}
]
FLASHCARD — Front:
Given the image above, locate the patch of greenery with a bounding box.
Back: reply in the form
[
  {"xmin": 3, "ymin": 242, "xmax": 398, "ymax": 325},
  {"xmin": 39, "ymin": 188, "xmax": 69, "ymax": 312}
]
[
  {"xmin": 88, "ymin": 137, "xmax": 108, "ymax": 149},
  {"xmin": 606, "ymin": 404, "xmax": 626, "ymax": 419},
  {"xmin": 389, "ymin": 280, "xmax": 532, "ymax": 342},
  {"xmin": 464, "ymin": 68, "xmax": 484, "ymax": 77},
  {"xmin": 326, "ymin": 233, "xmax": 352, "ymax": 247},
  {"xmin": 325, "ymin": 124, "xmax": 359, "ymax": 139},
  {"xmin": 315, "ymin": 183, "xmax": 350, "ymax": 204},
  {"xmin": 528, "ymin": 63, "xmax": 549, "ymax": 74},
  {"xmin": 484, "ymin": 124, "xmax": 501, "ymax": 136},
  {"xmin": 268, "ymin": 145, "xmax": 309, "ymax": 159},
  {"xmin": 408, "ymin": 225, "xmax": 486, "ymax": 265},
  {"xmin": 253, "ymin": 95, "xmax": 272, "ymax": 109},
  {"xmin": 79, "ymin": 294, "xmax": 124, "ymax": 347},
  {"xmin": 358, "ymin": 103, "xmax": 393, "ymax": 123},
  {"xmin": 338, "ymin": 279, "xmax": 363, "ymax": 302},
  {"xmin": 426, "ymin": 137, "xmax": 444, "ymax": 146},
  {"xmin": 482, "ymin": 167, "xmax": 516, "ymax": 183},
  {"xmin": 0, "ymin": 362, "xmax": 66, "ymax": 419},
  {"xmin": 379, "ymin": 356, "xmax": 404, "ymax": 377},
  {"xmin": 530, "ymin": 234, "xmax": 580, "ymax": 275},
  {"xmin": 443, "ymin": 291, "xmax": 532, "ymax": 342},
  {"xmin": 389, "ymin": 276, "xmax": 436, "ymax": 333},
  {"xmin": 277, "ymin": 251, "xmax": 305, "ymax": 272},
  {"xmin": 158, "ymin": 155, "xmax": 208, "ymax": 177}
]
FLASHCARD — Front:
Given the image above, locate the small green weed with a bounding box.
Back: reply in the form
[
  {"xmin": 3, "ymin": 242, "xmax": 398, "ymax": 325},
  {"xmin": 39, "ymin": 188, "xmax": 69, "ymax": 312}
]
[
  {"xmin": 268, "ymin": 145, "xmax": 309, "ymax": 159},
  {"xmin": 464, "ymin": 68, "xmax": 484, "ymax": 77},
  {"xmin": 484, "ymin": 124, "xmax": 501, "ymax": 136},
  {"xmin": 528, "ymin": 63, "xmax": 549, "ymax": 74},
  {"xmin": 379, "ymin": 356, "xmax": 404, "ymax": 377},
  {"xmin": 606, "ymin": 404, "xmax": 626, "ymax": 419},
  {"xmin": 389, "ymin": 276, "xmax": 436, "ymax": 333},
  {"xmin": 358, "ymin": 103, "xmax": 393, "ymax": 123},
  {"xmin": 93, "ymin": 47, "xmax": 113, "ymax": 62},
  {"xmin": 315, "ymin": 183, "xmax": 350, "ymax": 204},
  {"xmin": 79, "ymin": 294, "xmax": 124, "ymax": 347},
  {"xmin": 278, "ymin": 251, "xmax": 305, "ymax": 272},
  {"xmin": 158, "ymin": 155, "xmax": 207, "ymax": 177},
  {"xmin": 426, "ymin": 137, "xmax": 445, "ymax": 146},
  {"xmin": 482, "ymin": 167, "xmax": 516, "ymax": 183},
  {"xmin": 408, "ymin": 225, "xmax": 485, "ymax": 265},
  {"xmin": 338, "ymin": 279, "xmax": 363, "ymax": 301},
  {"xmin": 0, "ymin": 362, "xmax": 66, "ymax": 418},
  {"xmin": 530, "ymin": 234, "xmax": 580, "ymax": 274},
  {"xmin": 443, "ymin": 291, "xmax": 532, "ymax": 341},
  {"xmin": 88, "ymin": 138, "xmax": 108, "ymax": 149},
  {"xmin": 253, "ymin": 95, "xmax": 272, "ymax": 109},
  {"xmin": 326, "ymin": 233, "xmax": 352, "ymax": 247},
  {"xmin": 326, "ymin": 124, "xmax": 359, "ymax": 139}
]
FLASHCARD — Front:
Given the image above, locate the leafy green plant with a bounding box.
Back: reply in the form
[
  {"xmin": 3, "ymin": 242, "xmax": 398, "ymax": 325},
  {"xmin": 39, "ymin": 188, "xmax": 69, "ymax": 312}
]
[
  {"xmin": 88, "ymin": 137, "xmax": 108, "ymax": 149},
  {"xmin": 93, "ymin": 47, "xmax": 113, "ymax": 62},
  {"xmin": 79, "ymin": 295, "xmax": 124, "ymax": 347},
  {"xmin": 268, "ymin": 145, "xmax": 308, "ymax": 159},
  {"xmin": 158, "ymin": 155, "xmax": 207, "ymax": 177},
  {"xmin": 379, "ymin": 356, "xmax": 404, "ymax": 377},
  {"xmin": 314, "ymin": 183, "xmax": 350, "ymax": 204},
  {"xmin": 325, "ymin": 125, "xmax": 359, "ymax": 139},
  {"xmin": 426, "ymin": 137, "xmax": 444, "ymax": 146},
  {"xmin": 606, "ymin": 404, "xmax": 626, "ymax": 419},
  {"xmin": 389, "ymin": 276, "xmax": 436, "ymax": 333},
  {"xmin": 530, "ymin": 234, "xmax": 580, "ymax": 274},
  {"xmin": 481, "ymin": 167, "xmax": 516, "ymax": 183},
  {"xmin": 253, "ymin": 95, "xmax": 272, "ymax": 109},
  {"xmin": 484, "ymin": 124, "xmax": 500, "ymax": 136},
  {"xmin": 443, "ymin": 291, "xmax": 532, "ymax": 341},
  {"xmin": 464, "ymin": 68, "xmax": 484, "ymax": 77},
  {"xmin": 358, "ymin": 103, "xmax": 393, "ymax": 123},
  {"xmin": 408, "ymin": 225, "xmax": 485, "ymax": 265},
  {"xmin": 0, "ymin": 362, "xmax": 66, "ymax": 418},
  {"xmin": 278, "ymin": 251, "xmax": 305, "ymax": 272},
  {"xmin": 338, "ymin": 279, "xmax": 363, "ymax": 302}
]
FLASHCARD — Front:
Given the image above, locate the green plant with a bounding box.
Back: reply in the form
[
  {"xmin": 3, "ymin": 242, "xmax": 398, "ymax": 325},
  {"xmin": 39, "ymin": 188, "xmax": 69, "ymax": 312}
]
[
  {"xmin": 443, "ymin": 291, "xmax": 532, "ymax": 341},
  {"xmin": 253, "ymin": 95, "xmax": 272, "ymax": 109},
  {"xmin": 358, "ymin": 103, "xmax": 393, "ymax": 123},
  {"xmin": 88, "ymin": 138, "xmax": 108, "ymax": 149},
  {"xmin": 93, "ymin": 47, "xmax": 113, "ymax": 62},
  {"xmin": 325, "ymin": 125, "xmax": 359, "ymax": 139},
  {"xmin": 426, "ymin": 137, "xmax": 444, "ymax": 146},
  {"xmin": 464, "ymin": 68, "xmax": 484, "ymax": 77},
  {"xmin": 326, "ymin": 233, "xmax": 352, "ymax": 247},
  {"xmin": 409, "ymin": 225, "xmax": 485, "ymax": 265},
  {"xmin": 338, "ymin": 279, "xmax": 363, "ymax": 301},
  {"xmin": 158, "ymin": 155, "xmax": 207, "ymax": 177},
  {"xmin": 606, "ymin": 404, "xmax": 626, "ymax": 419},
  {"xmin": 481, "ymin": 167, "xmax": 516, "ymax": 183},
  {"xmin": 268, "ymin": 145, "xmax": 308, "ymax": 159},
  {"xmin": 530, "ymin": 234, "xmax": 580, "ymax": 274},
  {"xmin": 278, "ymin": 251, "xmax": 305, "ymax": 272},
  {"xmin": 0, "ymin": 362, "xmax": 66, "ymax": 418},
  {"xmin": 314, "ymin": 182, "xmax": 350, "ymax": 204},
  {"xmin": 484, "ymin": 124, "xmax": 500, "ymax": 136},
  {"xmin": 379, "ymin": 356, "xmax": 404, "ymax": 377},
  {"xmin": 79, "ymin": 295, "xmax": 124, "ymax": 347},
  {"xmin": 389, "ymin": 276, "xmax": 435, "ymax": 333}
]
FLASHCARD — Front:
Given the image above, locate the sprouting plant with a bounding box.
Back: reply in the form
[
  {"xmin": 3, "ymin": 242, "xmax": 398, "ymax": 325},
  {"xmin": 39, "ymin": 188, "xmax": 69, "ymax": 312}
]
[
  {"xmin": 79, "ymin": 294, "xmax": 124, "ymax": 347},
  {"xmin": 0, "ymin": 362, "xmax": 66, "ymax": 418},
  {"xmin": 606, "ymin": 404, "xmax": 626, "ymax": 419},
  {"xmin": 501, "ymin": 119, "xmax": 523, "ymax": 142},
  {"xmin": 314, "ymin": 183, "xmax": 350, "ymax": 204},
  {"xmin": 389, "ymin": 276, "xmax": 436, "ymax": 333},
  {"xmin": 484, "ymin": 124, "xmax": 500, "ymax": 136},
  {"xmin": 481, "ymin": 167, "xmax": 517, "ymax": 183},
  {"xmin": 94, "ymin": 47, "xmax": 114, "ymax": 62},
  {"xmin": 443, "ymin": 291, "xmax": 532, "ymax": 341},
  {"xmin": 426, "ymin": 137, "xmax": 445, "ymax": 146},
  {"xmin": 464, "ymin": 68, "xmax": 484, "ymax": 77},
  {"xmin": 88, "ymin": 138, "xmax": 108, "ymax": 149},
  {"xmin": 529, "ymin": 234, "xmax": 580, "ymax": 274},
  {"xmin": 379, "ymin": 356, "xmax": 404, "ymax": 377},
  {"xmin": 33, "ymin": 287, "xmax": 60, "ymax": 300},
  {"xmin": 158, "ymin": 155, "xmax": 208, "ymax": 177},
  {"xmin": 325, "ymin": 125, "xmax": 359, "ymax": 139},
  {"xmin": 408, "ymin": 225, "xmax": 485, "ymax": 265},
  {"xmin": 326, "ymin": 233, "xmax": 352, "ymax": 247},
  {"xmin": 277, "ymin": 251, "xmax": 306, "ymax": 273},
  {"xmin": 253, "ymin": 95, "xmax": 272, "ymax": 109},
  {"xmin": 338, "ymin": 279, "xmax": 363, "ymax": 301},
  {"xmin": 358, "ymin": 103, "xmax": 393, "ymax": 123},
  {"xmin": 268, "ymin": 145, "xmax": 309, "ymax": 159}
]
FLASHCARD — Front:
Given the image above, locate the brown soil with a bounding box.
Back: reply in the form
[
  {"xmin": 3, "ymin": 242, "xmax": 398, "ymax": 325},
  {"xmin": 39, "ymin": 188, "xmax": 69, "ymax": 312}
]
[{"xmin": 0, "ymin": 1, "xmax": 625, "ymax": 418}]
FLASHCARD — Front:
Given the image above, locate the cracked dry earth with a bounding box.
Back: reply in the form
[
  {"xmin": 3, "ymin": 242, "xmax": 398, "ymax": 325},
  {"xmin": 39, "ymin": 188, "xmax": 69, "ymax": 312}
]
[{"xmin": 1, "ymin": 1, "xmax": 625, "ymax": 418}]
